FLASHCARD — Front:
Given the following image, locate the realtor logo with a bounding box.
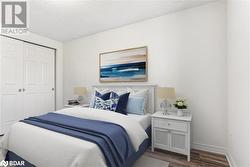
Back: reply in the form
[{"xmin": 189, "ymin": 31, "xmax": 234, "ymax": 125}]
[
  {"xmin": 1, "ymin": 1, "xmax": 28, "ymax": 35},
  {"xmin": 2, "ymin": 1, "xmax": 27, "ymax": 28}
]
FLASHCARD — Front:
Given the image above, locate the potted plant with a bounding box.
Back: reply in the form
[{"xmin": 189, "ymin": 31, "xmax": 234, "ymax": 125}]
[{"xmin": 174, "ymin": 98, "xmax": 187, "ymax": 116}]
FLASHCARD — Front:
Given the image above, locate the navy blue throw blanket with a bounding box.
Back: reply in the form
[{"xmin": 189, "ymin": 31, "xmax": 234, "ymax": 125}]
[{"xmin": 20, "ymin": 113, "xmax": 135, "ymax": 167}]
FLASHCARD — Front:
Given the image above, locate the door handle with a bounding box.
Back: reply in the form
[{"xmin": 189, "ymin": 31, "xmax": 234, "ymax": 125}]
[{"xmin": 18, "ymin": 89, "xmax": 22, "ymax": 92}]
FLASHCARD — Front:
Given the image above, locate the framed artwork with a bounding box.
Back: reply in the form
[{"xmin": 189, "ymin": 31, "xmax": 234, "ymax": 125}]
[{"xmin": 99, "ymin": 46, "xmax": 148, "ymax": 82}]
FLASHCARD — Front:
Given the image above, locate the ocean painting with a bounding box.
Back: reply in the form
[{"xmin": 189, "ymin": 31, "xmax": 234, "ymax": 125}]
[{"xmin": 99, "ymin": 46, "xmax": 147, "ymax": 82}]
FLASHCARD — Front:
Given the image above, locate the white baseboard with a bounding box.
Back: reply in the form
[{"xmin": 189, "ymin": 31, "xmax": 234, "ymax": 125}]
[
  {"xmin": 192, "ymin": 142, "xmax": 237, "ymax": 167},
  {"xmin": 192, "ymin": 142, "xmax": 227, "ymax": 154},
  {"xmin": 225, "ymin": 151, "xmax": 237, "ymax": 167}
]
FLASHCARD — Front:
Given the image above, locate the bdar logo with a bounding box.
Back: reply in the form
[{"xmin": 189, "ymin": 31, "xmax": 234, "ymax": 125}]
[{"xmin": 0, "ymin": 160, "xmax": 8, "ymax": 167}]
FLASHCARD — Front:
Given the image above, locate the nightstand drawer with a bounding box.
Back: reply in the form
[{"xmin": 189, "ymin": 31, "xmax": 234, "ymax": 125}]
[{"xmin": 153, "ymin": 118, "xmax": 187, "ymax": 132}]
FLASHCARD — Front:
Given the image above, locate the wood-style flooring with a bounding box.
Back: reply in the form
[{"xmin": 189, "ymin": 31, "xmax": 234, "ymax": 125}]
[{"xmin": 145, "ymin": 148, "xmax": 230, "ymax": 167}]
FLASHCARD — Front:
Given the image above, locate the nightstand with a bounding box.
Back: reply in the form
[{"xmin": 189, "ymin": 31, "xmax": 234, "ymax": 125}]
[
  {"xmin": 64, "ymin": 104, "xmax": 89, "ymax": 108},
  {"xmin": 151, "ymin": 111, "xmax": 192, "ymax": 161}
]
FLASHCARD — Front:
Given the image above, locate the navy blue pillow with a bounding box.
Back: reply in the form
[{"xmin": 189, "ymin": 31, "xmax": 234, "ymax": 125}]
[
  {"xmin": 110, "ymin": 91, "xmax": 130, "ymax": 115},
  {"xmin": 95, "ymin": 91, "xmax": 111, "ymax": 100},
  {"xmin": 91, "ymin": 91, "xmax": 111, "ymax": 108}
]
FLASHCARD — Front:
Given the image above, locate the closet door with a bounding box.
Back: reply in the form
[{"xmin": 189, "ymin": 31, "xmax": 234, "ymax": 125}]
[
  {"xmin": 23, "ymin": 43, "xmax": 55, "ymax": 117},
  {"xmin": 1, "ymin": 37, "xmax": 24, "ymax": 134}
]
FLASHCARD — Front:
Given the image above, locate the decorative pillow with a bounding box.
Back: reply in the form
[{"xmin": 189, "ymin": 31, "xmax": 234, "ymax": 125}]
[
  {"xmin": 95, "ymin": 91, "xmax": 111, "ymax": 100},
  {"xmin": 90, "ymin": 90, "xmax": 111, "ymax": 108},
  {"xmin": 126, "ymin": 97, "xmax": 146, "ymax": 115},
  {"xmin": 93, "ymin": 97, "xmax": 112, "ymax": 110},
  {"xmin": 110, "ymin": 91, "xmax": 130, "ymax": 115},
  {"xmin": 93, "ymin": 96, "xmax": 119, "ymax": 111},
  {"xmin": 127, "ymin": 88, "xmax": 148, "ymax": 98},
  {"xmin": 109, "ymin": 96, "xmax": 119, "ymax": 111},
  {"xmin": 127, "ymin": 88, "xmax": 148, "ymax": 114}
]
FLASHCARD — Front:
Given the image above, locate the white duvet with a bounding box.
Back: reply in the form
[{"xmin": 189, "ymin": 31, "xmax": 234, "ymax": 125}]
[{"xmin": 0, "ymin": 108, "xmax": 148, "ymax": 167}]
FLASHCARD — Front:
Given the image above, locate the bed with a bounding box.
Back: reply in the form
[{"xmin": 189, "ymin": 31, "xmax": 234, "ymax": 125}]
[{"xmin": 0, "ymin": 85, "xmax": 156, "ymax": 167}]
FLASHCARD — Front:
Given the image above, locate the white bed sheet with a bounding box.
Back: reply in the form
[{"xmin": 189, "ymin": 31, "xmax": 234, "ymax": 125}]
[
  {"xmin": 127, "ymin": 114, "xmax": 151, "ymax": 130},
  {"xmin": 0, "ymin": 108, "xmax": 148, "ymax": 167}
]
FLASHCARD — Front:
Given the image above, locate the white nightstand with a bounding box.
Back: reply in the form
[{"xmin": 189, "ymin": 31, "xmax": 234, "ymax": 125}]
[
  {"xmin": 64, "ymin": 104, "xmax": 89, "ymax": 108},
  {"xmin": 151, "ymin": 111, "xmax": 192, "ymax": 161}
]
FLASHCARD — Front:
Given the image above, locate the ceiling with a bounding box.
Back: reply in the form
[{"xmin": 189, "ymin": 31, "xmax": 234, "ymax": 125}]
[{"xmin": 29, "ymin": 0, "xmax": 215, "ymax": 42}]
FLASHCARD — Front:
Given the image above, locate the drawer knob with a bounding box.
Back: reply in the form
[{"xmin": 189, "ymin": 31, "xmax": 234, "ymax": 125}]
[{"xmin": 168, "ymin": 123, "xmax": 171, "ymax": 125}]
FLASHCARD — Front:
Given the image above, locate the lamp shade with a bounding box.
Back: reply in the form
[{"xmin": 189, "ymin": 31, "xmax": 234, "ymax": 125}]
[
  {"xmin": 74, "ymin": 87, "xmax": 87, "ymax": 96},
  {"xmin": 157, "ymin": 87, "xmax": 176, "ymax": 99}
]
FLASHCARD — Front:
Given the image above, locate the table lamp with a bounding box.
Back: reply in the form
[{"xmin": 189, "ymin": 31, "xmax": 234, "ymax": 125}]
[
  {"xmin": 74, "ymin": 87, "xmax": 87, "ymax": 104},
  {"xmin": 157, "ymin": 87, "xmax": 176, "ymax": 115}
]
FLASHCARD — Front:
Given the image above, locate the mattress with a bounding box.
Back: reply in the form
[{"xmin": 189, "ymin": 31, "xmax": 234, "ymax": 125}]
[
  {"xmin": 127, "ymin": 114, "xmax": 151, "ymax": 130},
  {"xmin": 1, "ymin": 108, "xmax": 148, "ymax": 167}
]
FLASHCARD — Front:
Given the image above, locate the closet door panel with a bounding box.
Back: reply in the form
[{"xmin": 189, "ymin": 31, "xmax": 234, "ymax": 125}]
[
  {"xmin": 23, "ymin": 94, "xmax": 44, "ymax": 117},
  {"xmin": 1, "ymin": 37, "xmax": 23, "ymax": 94},
  {"xmin": 47, "ymin": 48, "xmax": 55, "ymax": 111},
  {"xmin": 2, "ymin": 94, "xmax": 23, "ymax": 129},
  {"xmin": 23, "ymin": 44, "xmax": 55, "ymax": 116},
  {"xmin": 39, "ymin": 47, "xmax": 55, "ymax": 112},
  {"xmin": 1, "ymin": 37, "xmax": 24, "ymax": 133}
]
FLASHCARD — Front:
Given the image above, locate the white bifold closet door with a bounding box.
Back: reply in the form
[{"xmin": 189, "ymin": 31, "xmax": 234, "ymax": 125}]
[
  {"xmin": 1, "ymin": 37, "xmax": 24, "ymax": 132},
  {"xmin": 0, "ymin": 36, "xmax": 55, "ymax": 134},
  {"xmin": 23, "ymin": 43, "xmax": 55, "ymax": 117}
]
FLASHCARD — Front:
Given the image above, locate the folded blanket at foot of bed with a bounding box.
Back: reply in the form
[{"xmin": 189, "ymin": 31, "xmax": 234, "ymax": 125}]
[{"xmin": 15, "ymin": 112, "xmax": 135, "ymax": 167}]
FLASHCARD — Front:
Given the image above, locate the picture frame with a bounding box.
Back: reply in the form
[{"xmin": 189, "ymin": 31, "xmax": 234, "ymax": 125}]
[{"xmin": 99, "ymin": 46, "xmax": 148, "ymax": 82}]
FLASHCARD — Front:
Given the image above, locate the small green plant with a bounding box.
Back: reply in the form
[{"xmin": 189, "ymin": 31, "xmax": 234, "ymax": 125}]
[{"xmin": 174, "ymin": 98, "xmax": 187, "ymax": 109}]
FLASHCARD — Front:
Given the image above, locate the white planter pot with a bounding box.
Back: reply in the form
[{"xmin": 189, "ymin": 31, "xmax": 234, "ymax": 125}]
[{"xmin": 177, "ymin": 109, "xmax": 184, "ymax": 116}]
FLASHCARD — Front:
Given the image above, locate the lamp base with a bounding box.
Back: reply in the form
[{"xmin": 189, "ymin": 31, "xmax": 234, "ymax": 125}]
[
  {"xmin": 77, "ymin": 96, "xmax": 84, "ymax": 104},
  {"xmin": 162, "ymin": 110, "xmax": 170, "ymax": 115}
]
